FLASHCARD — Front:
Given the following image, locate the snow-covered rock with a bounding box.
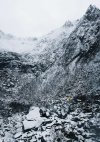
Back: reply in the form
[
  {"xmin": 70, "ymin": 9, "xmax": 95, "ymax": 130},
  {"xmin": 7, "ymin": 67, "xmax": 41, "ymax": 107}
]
[
  {"xmin": 26, "ymin": 107, "xmax": 40, "ymax": 121},
  {"xmin": 14, "ymin": 132, "xmax": 22, "ymax": 139},
  {"xmin": 23, "ymin": 107, "xmax": 48, "ymax": 131},
  {"xmin": 23, "ymin": 119, "xmax": 43, "ymax": 131}
]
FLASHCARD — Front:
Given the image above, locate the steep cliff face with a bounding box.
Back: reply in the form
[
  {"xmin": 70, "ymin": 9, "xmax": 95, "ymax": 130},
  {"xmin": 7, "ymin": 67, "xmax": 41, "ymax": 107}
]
[
  {"xmin": 17, "ymin": 5, "xmax": 100, "ymax": 105},
  {"xmin": 18, "ymin": 22, "xmax": 77, "ymax": 104},
  {"xmin": 63, "ymin": 5, "xmax": 100, "ymax": 96}
]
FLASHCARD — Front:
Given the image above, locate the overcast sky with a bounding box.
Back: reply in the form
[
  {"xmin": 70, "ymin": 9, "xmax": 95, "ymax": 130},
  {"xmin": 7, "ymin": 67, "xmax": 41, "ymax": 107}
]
[{"xmin": 0, "ymin": 0, "xmax": 100, "ymax": 37}]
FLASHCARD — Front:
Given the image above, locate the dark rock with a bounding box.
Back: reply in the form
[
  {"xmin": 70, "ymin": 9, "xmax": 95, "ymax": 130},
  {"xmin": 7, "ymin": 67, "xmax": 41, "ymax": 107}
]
[
  {"xmin": 40, "ymin": 107, "xmax": 50, "ymax": 118},
  {"xmin": 42, "ymin": 120, "xmax": 52, "ymax": 126},
  {"xmin": 41, "ymin": 136, "xmax": 46, "ymax": 142},
  {"xmin": 9, "ymin": 102, "xmax": 31, "ymax": 114},
  {"xmin": 63, "ymin": 130, "xmax": 78, "ymax": 141}
]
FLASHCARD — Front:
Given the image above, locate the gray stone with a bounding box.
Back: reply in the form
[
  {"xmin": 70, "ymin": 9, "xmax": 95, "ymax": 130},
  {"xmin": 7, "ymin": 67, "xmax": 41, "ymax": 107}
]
[{"xmin": 14, "ymin": 132, "xmax": 22, "ymax": 139}]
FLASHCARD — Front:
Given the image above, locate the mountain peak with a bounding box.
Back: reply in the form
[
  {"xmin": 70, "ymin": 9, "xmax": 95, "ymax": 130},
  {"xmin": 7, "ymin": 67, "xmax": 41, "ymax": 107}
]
[
  {"xmin": 63, "ymin": 21, "xmax": 73, "ymax": 28},
  {"xmin": 87, "ymin": 5, "xmax": 98, "ymax": 10},
  {"xmin": 84, "ymin": 5, "xmax": 100, "ymax": 21}
]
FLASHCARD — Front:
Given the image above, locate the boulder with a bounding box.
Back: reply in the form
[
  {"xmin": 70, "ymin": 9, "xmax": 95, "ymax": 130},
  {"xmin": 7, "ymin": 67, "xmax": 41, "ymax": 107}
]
[
  {"xmin": 26, "ymin": 107, "xmax": 40, "ymax": 121},
  {"xmin": 14, "ymin": 132, "xmax": 22, "ymax": 139},
  {"xmin": 40, "ymin": 107, "xmax": 50, "ymax": 118},
  {"xmin": 23, "ymin": 107, "xmax": 48, "ymax": 131},
  {"xmin": 23, "ymin": 118, "xmax": 43, "ymax": 131}
]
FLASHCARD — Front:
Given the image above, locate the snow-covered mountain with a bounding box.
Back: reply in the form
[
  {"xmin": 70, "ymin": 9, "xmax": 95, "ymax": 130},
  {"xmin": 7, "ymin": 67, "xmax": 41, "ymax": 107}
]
[
  {"xmin": 0, "ymin": 4, "xmax": 100, "ymax": 111},
  {"xmin": 0, "ymin": 5, "xmax": 100, "ymax": 142},
  {"xmin": 18, "ymin": 5, "xmax": 100, "ymax": 104}
]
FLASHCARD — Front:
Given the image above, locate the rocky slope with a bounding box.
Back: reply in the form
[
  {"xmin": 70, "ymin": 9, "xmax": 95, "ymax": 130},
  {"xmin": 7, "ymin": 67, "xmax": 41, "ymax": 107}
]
[
  {"xmin": 0, "ymin": 16, "xmax": 78, "ymax": 106},
  {"xmin": 0, "ymin": 5, "xmax": 100, "ymax": 142},
  {"xmin": 18, "ymin": 5, "xmax": 100, "ymax": 105}
]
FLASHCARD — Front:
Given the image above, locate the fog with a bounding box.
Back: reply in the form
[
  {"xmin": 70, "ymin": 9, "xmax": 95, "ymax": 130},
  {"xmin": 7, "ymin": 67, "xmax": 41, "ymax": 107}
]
[{"xmin": 0, "ymin": 0, "xmax": 100, "ymax": 37}]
